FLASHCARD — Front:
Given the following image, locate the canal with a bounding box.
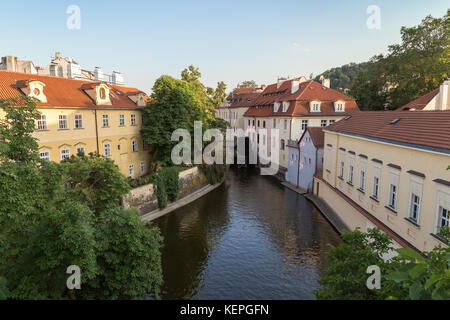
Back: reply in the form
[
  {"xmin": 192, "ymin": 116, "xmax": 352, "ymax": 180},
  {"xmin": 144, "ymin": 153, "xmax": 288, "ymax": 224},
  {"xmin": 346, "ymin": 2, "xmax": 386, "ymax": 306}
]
[{"xmin": 153, "ymin": 167, "xmax": 342, "ymax": 300}]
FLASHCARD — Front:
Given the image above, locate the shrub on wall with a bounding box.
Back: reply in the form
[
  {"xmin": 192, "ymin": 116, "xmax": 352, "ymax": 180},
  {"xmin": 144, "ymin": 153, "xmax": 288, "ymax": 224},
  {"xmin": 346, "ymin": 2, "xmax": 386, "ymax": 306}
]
[
  {"xmin": 128, "ymin": 174, "xmax": 155, "ymax": 188},
  {"xmin": 160, "ymin": 168, "xmax": 179, "ymax": 202},
  {"xmin": 200, "ymin": 164, "xmax": 226, "ymax": 185},
  {"xmin": 155, "ymin": 176, "xmax": 167, "ymax": 209}
]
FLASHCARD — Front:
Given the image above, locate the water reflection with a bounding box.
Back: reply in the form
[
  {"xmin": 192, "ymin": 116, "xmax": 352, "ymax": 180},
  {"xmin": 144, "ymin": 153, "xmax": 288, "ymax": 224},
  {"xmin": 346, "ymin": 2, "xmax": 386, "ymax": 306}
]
[{"xmin": 153, "ymin": 168, "xmax": 341, "ymax": 300}]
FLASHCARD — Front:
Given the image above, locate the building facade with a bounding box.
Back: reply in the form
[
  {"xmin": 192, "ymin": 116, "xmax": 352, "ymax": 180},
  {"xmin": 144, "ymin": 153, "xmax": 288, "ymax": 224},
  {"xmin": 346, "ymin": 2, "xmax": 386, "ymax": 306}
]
[
  {"xmin": 243, "ymin": 77, "xmax": 360, "ymax": 172},
  {"xmin": 314, "ymin": 111, "xmax": 450, "ymax": 253},
  {"xmin": 287, "ymin": 127, "xmax": 324, "ymax": 191},
  {"xmin": 0, "ymin": 70, "xmax": 149, "ymax": 178},
  {"xmin": 398, "ymin": 79, "xmax": 450, "ymax": 111}
]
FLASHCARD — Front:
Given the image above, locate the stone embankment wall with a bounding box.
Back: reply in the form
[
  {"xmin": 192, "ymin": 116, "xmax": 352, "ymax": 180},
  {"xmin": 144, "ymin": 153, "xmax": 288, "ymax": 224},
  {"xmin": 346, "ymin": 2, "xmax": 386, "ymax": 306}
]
[{"xmin": 122, "ymin": 167, "xmax": 208, "ymax": 214}]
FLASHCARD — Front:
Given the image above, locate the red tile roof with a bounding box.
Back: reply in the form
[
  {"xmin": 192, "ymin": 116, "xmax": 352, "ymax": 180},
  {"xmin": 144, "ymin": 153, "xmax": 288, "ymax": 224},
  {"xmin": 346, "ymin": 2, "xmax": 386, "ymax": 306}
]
[
  {"xmin": 325, "ymin": 111, "xmax": 450, "ymax": 152},
  {"xmin": 0, "ymin": 70, "xmax": 147, "ymax": 109},
  {"xmin": 305, "ymin": 127, "xmax": 324, "ymax": 148},
  {"xmin": 397, "ymin": 88, "xmax": 439, "ymax": 111},
  {"xmin": 244, "ymin": 79, "xmax": 359, "ymax": 118}
]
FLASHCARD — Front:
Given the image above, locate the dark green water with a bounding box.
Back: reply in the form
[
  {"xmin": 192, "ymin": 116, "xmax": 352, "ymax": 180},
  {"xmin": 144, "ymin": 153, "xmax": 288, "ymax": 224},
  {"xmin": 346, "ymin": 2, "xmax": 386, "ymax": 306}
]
[{"xmin": 153, "ymin": 168, "xmax": 341, "ymax": 300}]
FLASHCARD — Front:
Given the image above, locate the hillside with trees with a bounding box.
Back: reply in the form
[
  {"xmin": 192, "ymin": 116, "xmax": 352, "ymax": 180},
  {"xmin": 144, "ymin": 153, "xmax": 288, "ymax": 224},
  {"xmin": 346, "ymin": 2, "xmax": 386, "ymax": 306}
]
[{"xmin": 314, "ymin": 62, "xmax": 368, "ymax": 90}]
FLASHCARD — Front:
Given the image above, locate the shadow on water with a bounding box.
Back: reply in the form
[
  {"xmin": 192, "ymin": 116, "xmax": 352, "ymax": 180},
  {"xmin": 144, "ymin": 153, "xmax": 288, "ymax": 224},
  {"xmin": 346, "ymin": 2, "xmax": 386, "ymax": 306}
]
[{"xmin": 152, "ymin": 167, "xmax": 341, "ymax": 300}]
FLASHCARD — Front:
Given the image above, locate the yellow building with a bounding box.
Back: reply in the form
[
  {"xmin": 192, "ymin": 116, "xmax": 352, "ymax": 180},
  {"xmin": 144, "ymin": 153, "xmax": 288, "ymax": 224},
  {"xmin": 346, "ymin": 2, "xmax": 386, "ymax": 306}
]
[
  {"xmin": 0, "ymin": 70, "xmax": 150, "ymax": 178},
  {"xmin": 313, "ymin": 111, "xmax": 450, "ymax": 253}
]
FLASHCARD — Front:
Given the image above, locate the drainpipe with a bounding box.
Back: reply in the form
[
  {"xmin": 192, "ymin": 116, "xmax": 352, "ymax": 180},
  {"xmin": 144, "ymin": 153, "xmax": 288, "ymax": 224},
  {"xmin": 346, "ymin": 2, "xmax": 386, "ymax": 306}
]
[{"xmin": 296, "ymin": 143, "xmax": 300, "ymax": 188}]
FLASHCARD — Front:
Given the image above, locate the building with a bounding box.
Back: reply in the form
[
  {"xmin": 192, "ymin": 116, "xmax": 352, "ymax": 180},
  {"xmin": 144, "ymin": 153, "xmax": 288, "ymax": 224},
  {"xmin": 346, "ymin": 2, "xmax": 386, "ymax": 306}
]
[
  {"xmin": 397, "ymin": 79, "xmax": 450, "ymax": 111},
  {"xmin": 216, "ymin": 86, "xmax": 264, "ymax": 130},
  {"xmin": 314, "ymin": 111, "xmax": 450, "ymax": 253},
  {"xmin": 243, "ymin": 77, "xmax": 360, "ymax": 173},
  {"xmin": 0, "ymin": 52, "xmax": 125, "ymax": 85},
  {"xmin": 0, "ymin": 70, "xmax": 149, "ymax": 178},
  {"xmin": 287, "ymin": 127, "xmax": 324, "ymax": 191}
]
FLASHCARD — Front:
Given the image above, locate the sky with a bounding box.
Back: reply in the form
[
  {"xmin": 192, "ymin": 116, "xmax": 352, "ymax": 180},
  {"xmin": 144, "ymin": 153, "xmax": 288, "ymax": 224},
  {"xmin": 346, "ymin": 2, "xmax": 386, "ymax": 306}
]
[{"xmin": 0, "ymin": 0, "xmax": 448, "ymax": 93}]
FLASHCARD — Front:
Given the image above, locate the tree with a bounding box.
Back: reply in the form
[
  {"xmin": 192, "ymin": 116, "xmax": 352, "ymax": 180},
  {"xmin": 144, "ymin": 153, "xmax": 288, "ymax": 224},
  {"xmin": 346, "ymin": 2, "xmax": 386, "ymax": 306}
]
[
  {"xmin": 0, "ymin": 96, "xmax": 41, "ymax": 163},
  {"xmin": 239, "ymin": 80, "xmax": 258, "ymax": 88},
  {"xmin": 315, "ymin": 62, "xmax": 368, "ymax": 90},
  {"xmin": 61, "ymin": 153, "xmax": 131, "ymax": 214},
  {"xmin": 0, "ymin": 98, "xmax": 163, "ymax": 300},
  {"xmin": 315, "ymin": 228, "xmax": 394, "ymax": 300},
  {"xmin": 79, "ymin": 208, "xmax": 163, "ymax": 300}
]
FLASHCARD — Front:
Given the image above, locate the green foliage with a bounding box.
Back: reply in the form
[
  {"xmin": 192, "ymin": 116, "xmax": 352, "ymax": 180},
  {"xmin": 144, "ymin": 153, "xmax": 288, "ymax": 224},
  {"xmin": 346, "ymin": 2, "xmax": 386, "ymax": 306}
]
[
  {"xmin": 129, "ymin": 174, "xmax": 156, "ymax": 188},
  {"xmin": 348, "ymin": 10, "xmax": 449, "ymax": 109},
  {"xmin": 61, "ymin": 153, "xmax": 131, "ymax": 214},
  {"xmin": 79, "ymin": 208, "xmax": 163, "ymax": 300},
  {"xmin": 385, "ymin": 246, "xmax": 450, "ymax": 300},
  {"xmin": 200, "ymin": 164, "xmax": 226, "ymax": 185},
  {"xmin": 315, "ymin": 62, "xmax": 368, "ymax": 90},
  {"xmin": 141, "ymin": 66, "xmax": 227, "ymax": 168},
  {"xmin": 155, "ymin": 175, "xmax": 168, "ymax": 209},
  {"xmin": 0, "ymin": 98, "xmax": 163, "ymax": 299},
  {"xmin": 238, "ymin": 80, "xmax": 258, "ymax": 88},
  {"xmin": 160, "ymin": 167, "xmax": 180, "ymax": 202},
  {"xmin": 0, "ymin": 96, "xmax": 41, "ymax": 163},
  {"xmin": 315, "ymin": 228, "xmax": 394, "ymax": 300}
]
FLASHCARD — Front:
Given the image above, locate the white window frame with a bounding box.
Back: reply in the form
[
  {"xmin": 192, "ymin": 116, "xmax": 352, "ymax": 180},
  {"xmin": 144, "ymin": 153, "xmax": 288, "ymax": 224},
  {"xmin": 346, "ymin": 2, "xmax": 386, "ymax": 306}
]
[
  {"xmin": 61, "ymin": 149, "xmax": 70, "ymax": 160},
  {"xmin": 408, "ymin": 178, "xmax": 423, "ymax": 224},
  {"xmin": 302, "ymin": 120, "xmax": 308, "ymax": 130},
  {"xmin": 59, "ymin": 114, "xmax": 68, "ymax": 130},
  {"xmin": 372, "ymin": 165, "xmax": 381, "ymax": 200},
  {"xmin": 119, "ymin": 114, "xmax": 125, "ymax": 126},
  {"xmin": 321, "ymin": 120, "xmax": 327, "ymax": 127},
  {"xmin": 39, "ymin": 151, "xmax": 50, "ymax": 160},
  {"xmin": 102, "ymin": 114, "xmax": 109, "ymax": 127},
  {"xmin": 140, "ymin": 161, "xmax": 145, "ymax": 174},
  {"xmin": 387, "ymin": 171, "xmax": 400, "ymax": 210},
  {"xmin": 338, "ymin": 151, "xmax": 345, "ymax": 178},
  {"xmin": 131, "ymin": 114, "xmax": 136, "ymax": 126},
  {"xmin": 132, "ymin": 140, "xmax": 138, "ymax": 152},
  {"xmin": 348, "ymin": 157, "xmax": 355, "ymax": 185},
  {"xmin": 74, "ymin": 114, "xmax": 83, "ymax": 129},
  {"xmin": 128, "ymin": 164, "xmax": 134, "ymax": 177},
  {"xmin": 103, "ymin": 143, "xmax": 111, "ymax": 157},
  {"xmin": 434, "ymin": 189, "xmax": 450, "ymax": 234},
  {"xmin": 37, "ymin": 114, "xmax": 47, "ymax": 130},
  {"xmin": 76, "ymin": 146, "xmax": 85, "ymax": 155}
]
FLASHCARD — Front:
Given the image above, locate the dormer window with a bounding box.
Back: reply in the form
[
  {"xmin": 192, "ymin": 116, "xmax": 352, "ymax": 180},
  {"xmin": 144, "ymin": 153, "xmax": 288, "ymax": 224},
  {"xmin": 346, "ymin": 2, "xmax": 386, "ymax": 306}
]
[
  {"xmin": 273, "ymin": 102, "xmax": 280, "ymax": 112},
  {"xmin": 334, "ymin": 100, "xmax": 346, "ymax": 112},
  {"xmin": 99, "ymin": 88, "xmax": 106, "ymax": 99},
  {"xmin": 125, "ymin": 91, "xmax": 147, "ymax": 107},
  {"xmin": 310, "ymin": 101, "xmax": 321, "ymax": 112},
  {"xmin": 282, "ymin": 101, "xmax": 290, "ymax": 112},
  {"xmin": 80, "ymin": 82, "xmax": 112, "ymax": 106},
  {"xmin": 16, "ymin": 80, "xmax": 47, "ymax": 103}
]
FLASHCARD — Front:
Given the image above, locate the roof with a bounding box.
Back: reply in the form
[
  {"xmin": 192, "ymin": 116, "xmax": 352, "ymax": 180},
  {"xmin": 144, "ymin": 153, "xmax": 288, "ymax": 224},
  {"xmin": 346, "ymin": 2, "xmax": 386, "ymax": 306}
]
[
  {"xmin": 303, "ymin": 127, "xmax": 324, "ymax": 148},
  {"xmin": 397, "ymin": 88, "xmax": 439, "ymax": 111},
  {"xmin": 0, "ymin": 70, "xmax": 147, "ymax": 109},
  {"xmin": 244, "ymin": 79, "xmax": 359, "ymax": 118},
  {"xmin": 325, "ymin": 111, "xmax": 450, "ymax": 153}
]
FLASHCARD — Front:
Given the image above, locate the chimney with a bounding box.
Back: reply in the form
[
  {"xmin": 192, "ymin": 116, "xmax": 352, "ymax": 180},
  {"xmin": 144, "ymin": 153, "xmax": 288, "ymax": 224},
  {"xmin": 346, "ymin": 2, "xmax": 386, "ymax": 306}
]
[
  {"xmin": 94, "ymin": 67, "xmax": 104, "ymax": 81},
  {"xmin": 437, "ymin": 79, "xmax": 450, "ymax": 110},
  {"xmin": 111, "ymin": 71, "xmax": 124, "ymax": 85},
  {"xmin": 321, "ymin": 77, "xmax": 330, "ymax": 88},
  {"xmin": 55, "ymin": 52, "xmax": 62, "ymax": 59}
]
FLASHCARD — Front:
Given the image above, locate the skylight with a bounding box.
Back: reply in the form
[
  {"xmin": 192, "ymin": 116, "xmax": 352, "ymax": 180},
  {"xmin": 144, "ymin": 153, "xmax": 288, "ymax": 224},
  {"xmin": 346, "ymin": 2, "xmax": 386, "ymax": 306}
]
[
  {"xmin": 390, "ymin": 118, "xmax": 401, "ymax": 125},
  {"xmin": 344, "ymin": 116, "xmax": 352, "ymax": 120}
]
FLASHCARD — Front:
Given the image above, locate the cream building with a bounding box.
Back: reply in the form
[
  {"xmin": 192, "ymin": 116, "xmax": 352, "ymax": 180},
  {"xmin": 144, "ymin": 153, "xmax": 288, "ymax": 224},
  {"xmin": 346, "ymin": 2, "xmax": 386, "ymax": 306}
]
[
  {"xmin": 398, "ymin": 79, "xmax": 450, "ymax": 111},
  {"xmin": 314, "ymin": 111, "xmax": 450, "ymax": 253},
  {"xmin": 0, "ymin": 70, "xmax": 149, "ymax": 178}
]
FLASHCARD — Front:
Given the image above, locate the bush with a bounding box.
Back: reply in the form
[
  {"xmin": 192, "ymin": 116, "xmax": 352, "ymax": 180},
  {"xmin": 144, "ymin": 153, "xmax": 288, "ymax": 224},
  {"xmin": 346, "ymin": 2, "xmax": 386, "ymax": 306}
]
[
  {"xmin": 160, "ymin": 168, "xmax": 179, "ymax": 202},
  {"xmin": 129, "ymin": 174, "xmax": 155, "ymax": 188},
  {"xmin": 200, "ymin": 164, "xmax": 226, "ymax": 185},
  {"xmin": 155, "ymin": 176, "xmax": 167, "ymax": 209}
]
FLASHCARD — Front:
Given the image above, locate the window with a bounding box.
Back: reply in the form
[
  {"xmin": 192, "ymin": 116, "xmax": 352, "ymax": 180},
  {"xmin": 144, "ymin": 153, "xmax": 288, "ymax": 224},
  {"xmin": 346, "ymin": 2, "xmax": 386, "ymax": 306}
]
[
  {"xmin": 128, "ymin": 164, "xmax": 134, "ymax": 177},
  {"xmin": 326, "ymin": 147, "xmax": 332, "ymax": 171},
  {"xmin": 321, "ymin": 120, "xmax": 327, "ymax": 127},
  {"xmin": 280, "ymin": 139, "xmax": 285, "ymax": 150},
  {"xmin": 302, "ymin": 120, "xmax": 308, "ymax": 130},
  {"xmin": 61, "ymin": 149, "xmax": 70, "ymax": 160},
  {"xmin": 132, "ymin": 140, "xmax": 138, "ymax": 152},
  {"xmin": 74, "ymin": 114, "xmax": 83, "ymax": 129},
  {"xmin": 388, "ymin": 172, "xmax": 399, "ymax": 210},
  {"xmin": 37, "ymin": 115, "xmax": 47, "ymax": 130},
  {"xmin": 263, "ymin": 121, "xmax": 266, "ymax": 128},
  {"xmin": 335, "ymin": 103, "xmax": 345, "ymax": 112},
  {"xmin": 409, "ymin": 194, "xmax": 421, "ymax": 223},
  {"xmin": 273, "ymin": 119, "xmax": 276, "ymax": 128},
  {"xmin": 102, "ymin": 115, "xmax": 109, "ymax": 127},
  {"xmin": 359, "ymin": 160, "xmax": 366, "ymax": 191},
  {"xmin": 372, "ymin": 166, "xmax": 381, "ymax": 199},
  {"xmin": 284, "ymin": 120, "xmax": 287, "ymax": 130},
  {"xmin": 131, "ymin": 114, "xmax": 136, "ymax": 126},
  {"xmin": 273, "ymin": 103, "xmax": 280, "ymax": 113},
  {"xmin": 248, "ymin": 120, "xmax": 251, "ymax": 126},
  {"xmin": 263, "ymin": 135, "xmax": 266, "ymax": 145},
  {"xmin": 438, "ymin": 207, "xmax": 450, "ymax": 230},
  {"xmin": 252, "ymin": 120, "xmax": 255, "ymax": 126},
  {"xmin": 311, "ymin": 102, "xmax": 321, "ymax": 112},
  {"xmin": 140, "ymin": 161, "xmax": 146, "ymax": 174},
  {"xmin": 348, "ymin": 161, "xmax": 354, "ymax": 185},
  {"xmin": 257, "ymin": 120, "xmax": 260, "ymax": 127},
  {"xmin": 389, "ymin": 185, "xmax": 397, "ymax": 209},
  {"xmin": 99, "ymin": 88, "xmax": 106, "ymax": 99},
  {"xmin": 329, "ymin": 120, "xmax": 335, "ymax": 124},
  {"xmin": 119, "ymin": 114, "xmax": 125, "ymax": 126},
  {"xmin": 59, "ymin": 115, "xmax": 68, "ymax": 129},
  {"xmin": 282, "ymin": 102, "xmax": 289, "ymax": 112},
  {"xmin": 339, "ymin": 157, "xmax": 345, "ymax": 178},
  {"xmin": 39, "ymin": 151, "xmax": 50, "ymax": 160},
  {"xmin": 104, "ymin": 143, "xmax": 111, "ymax": 157},
  {"xmin": 408, "ymin": 179, "xmax": 423, "ymax": 223},
  {"xmin": 76, "ymin": 146, "xmax": 85, "ymax": 155}
]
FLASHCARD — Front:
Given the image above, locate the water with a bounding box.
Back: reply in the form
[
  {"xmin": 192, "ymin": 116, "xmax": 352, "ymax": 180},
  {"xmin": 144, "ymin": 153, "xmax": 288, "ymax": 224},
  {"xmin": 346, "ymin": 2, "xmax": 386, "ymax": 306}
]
[{"xmin": 153, "ymin": 167, "xmax": 341, "ymax": 300}]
